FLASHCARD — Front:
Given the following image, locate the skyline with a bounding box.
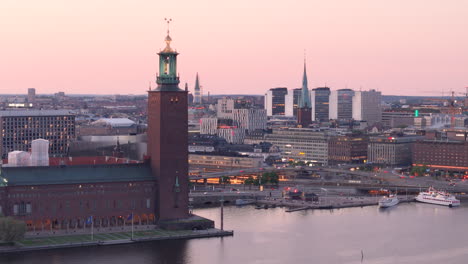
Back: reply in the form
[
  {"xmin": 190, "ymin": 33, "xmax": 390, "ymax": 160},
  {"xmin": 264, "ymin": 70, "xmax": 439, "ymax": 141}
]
[{"xmin": 1, "ymin": 0, "xmax": 467, "ymax": 96}]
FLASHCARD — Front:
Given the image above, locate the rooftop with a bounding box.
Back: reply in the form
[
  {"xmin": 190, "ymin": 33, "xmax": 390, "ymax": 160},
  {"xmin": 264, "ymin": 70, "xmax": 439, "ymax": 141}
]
[
  {"xmin": 0, "ymin": 110, "xmax": 74, "ymax": 117},
  {"xmin": 0, "ymin": 163, "xmax": 154, "ymax": 186}
]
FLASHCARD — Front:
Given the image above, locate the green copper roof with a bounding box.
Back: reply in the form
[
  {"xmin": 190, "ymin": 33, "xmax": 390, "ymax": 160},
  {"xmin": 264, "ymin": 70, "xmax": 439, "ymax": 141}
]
[{"xmin": 1, "ymin": 163, "xmax": 154, "ymax": 186}]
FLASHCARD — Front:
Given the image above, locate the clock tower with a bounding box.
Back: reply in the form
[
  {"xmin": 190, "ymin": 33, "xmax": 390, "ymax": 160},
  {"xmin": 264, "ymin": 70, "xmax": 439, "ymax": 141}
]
[{"xmin": 147, "ymin": 22, "xmax": 189, "ymax": 221}]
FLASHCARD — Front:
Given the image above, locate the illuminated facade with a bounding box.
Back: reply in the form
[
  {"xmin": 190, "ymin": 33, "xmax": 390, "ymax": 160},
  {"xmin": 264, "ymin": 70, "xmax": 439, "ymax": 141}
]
[{"xmin": 0, "ymin": 110, "xmax": 75, "ymax": 159}]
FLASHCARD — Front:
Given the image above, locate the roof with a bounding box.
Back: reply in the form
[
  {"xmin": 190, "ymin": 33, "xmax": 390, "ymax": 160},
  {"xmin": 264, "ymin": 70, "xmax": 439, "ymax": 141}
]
[
  {"xmin": 92, "ymin": 118, "xmax": 135, "ymax": 127},
  {"xmin": 1, "ymin": 163, "xmax": 154, "ymax": 186},
  {"xmin": 0, "ymin": 110, "xmax": 73, "ymax": 117}
]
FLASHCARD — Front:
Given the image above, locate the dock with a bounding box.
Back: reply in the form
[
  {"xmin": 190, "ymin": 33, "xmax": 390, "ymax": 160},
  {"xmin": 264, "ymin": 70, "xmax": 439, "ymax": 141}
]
[{"xmin": 258, "ymin": 196, "xmax": 415, "ymax": 212}]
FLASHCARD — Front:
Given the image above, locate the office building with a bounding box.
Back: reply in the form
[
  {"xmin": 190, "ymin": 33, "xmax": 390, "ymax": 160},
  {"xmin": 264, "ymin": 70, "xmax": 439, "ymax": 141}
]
[
  {"xmin": 311, "ymin": 87, "xmax": 331, "ymax": 122},
  {"xmin": 264, "ymin": 128, "xmax": 328, "ymax": 165},
  {"xmin": 265, "ymin": 87, "xmax": 288, "ymax": 116},
  {"xmin": 352, "ymin": 90, "xmax": 382, "ymax": 125},
  {"xmin": 329, "ymin": 89, "xmax": 354, "ymax": 120},
  {"xmin": 0, "ymin": 110, "xmax": 75, "ymax": 159}
]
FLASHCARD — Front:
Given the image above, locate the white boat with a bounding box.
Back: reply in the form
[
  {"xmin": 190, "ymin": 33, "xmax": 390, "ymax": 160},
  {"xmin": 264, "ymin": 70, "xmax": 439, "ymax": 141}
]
[
  {"xmin": 378, "ymin": 193, "xmax": 399, "ymax": 208},
  {"xmin": 235, "ymin": 199, "xmax": 255, "ymax": 206},
  {"xmin": 415, "ymin": 187, "xmax": 460, "ymax": 207}
]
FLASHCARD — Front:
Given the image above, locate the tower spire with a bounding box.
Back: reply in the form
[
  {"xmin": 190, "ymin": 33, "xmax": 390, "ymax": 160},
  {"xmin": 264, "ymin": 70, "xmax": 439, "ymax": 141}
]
[
  {"xmin": 299, "ymin": 56, "xmax": 311, "ymax": 108},
  {"xmin": 194, "ymin": 73, "xmax": 201, "ymax": 104}
]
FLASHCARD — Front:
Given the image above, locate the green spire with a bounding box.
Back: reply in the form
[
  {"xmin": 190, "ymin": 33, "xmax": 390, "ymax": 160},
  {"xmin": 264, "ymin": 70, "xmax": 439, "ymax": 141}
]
[{"xmin": 298, "ymin": 60, "xmax": 311, "ymax": 108}]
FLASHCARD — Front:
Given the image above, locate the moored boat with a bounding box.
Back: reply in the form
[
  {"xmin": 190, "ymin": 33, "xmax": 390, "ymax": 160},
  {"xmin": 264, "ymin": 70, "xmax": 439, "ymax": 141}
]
[
  {"xmin": 415, "ymin": 187, "xmax": 460, "ymax": 207},
  {"xmin": 378, "ymin": 193, "xmax": 399, "ymax": 208},
  {"xmin": 235, "ymin": 199, "xmax": 255, "ymax": 206}
]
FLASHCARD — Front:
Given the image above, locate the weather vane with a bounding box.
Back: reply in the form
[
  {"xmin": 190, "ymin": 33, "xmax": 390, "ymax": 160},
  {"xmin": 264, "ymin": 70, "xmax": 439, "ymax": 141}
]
[{"xmin": 164, "ymin": 18, "xmax": 172, "ymax": 34}]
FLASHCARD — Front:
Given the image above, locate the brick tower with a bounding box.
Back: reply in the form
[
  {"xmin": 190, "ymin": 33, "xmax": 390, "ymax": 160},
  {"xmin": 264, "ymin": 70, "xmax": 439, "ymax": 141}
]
[{"xmin": 147, "ymin": 23, "xmax": 189, "ymax": 221}]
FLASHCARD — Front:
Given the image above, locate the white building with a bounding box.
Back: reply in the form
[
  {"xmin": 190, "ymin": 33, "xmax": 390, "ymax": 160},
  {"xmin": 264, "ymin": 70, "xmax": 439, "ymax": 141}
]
[
  {"xmin": 233, "ymin": 109, "xmax": 267, "ymax": 132},
  {"xmin": 216, "ymin": 98, "xmax": 235, "ymax": 119},
  {"xmin": 352, "ymin": 89, "xmax": 382, "ymax": 125},
  {"xmin": 217, "ymin": 128, "xmax": 245, "ymax": 144},
  {"xmin": 199, "ymin": 118, "xmax": 218, "ymax": 135}
]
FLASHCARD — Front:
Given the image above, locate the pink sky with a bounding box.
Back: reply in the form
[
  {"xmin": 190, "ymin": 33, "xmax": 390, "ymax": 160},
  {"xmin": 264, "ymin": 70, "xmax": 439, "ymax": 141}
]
[{"xmin": 1, "ymin": 0, "xmax": 467, "ymax": 96}]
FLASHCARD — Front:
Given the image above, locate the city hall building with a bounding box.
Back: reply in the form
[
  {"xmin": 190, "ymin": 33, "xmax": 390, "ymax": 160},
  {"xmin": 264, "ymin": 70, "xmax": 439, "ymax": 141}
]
[{"xmin": 0, "ymin": 29, "xmax": 208, "ymax": 232}]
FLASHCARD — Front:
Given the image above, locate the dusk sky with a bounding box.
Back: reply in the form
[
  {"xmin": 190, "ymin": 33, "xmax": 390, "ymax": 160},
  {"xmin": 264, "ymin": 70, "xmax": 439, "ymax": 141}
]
[{"xmin": 1, "ymin": 0, "xmax": 467, "ymax": 96}]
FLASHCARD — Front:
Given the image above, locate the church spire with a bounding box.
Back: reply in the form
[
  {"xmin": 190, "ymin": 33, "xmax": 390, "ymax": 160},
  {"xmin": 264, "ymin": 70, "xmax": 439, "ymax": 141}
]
[
  {"xmin": 298, "ymin": 58, "xmax": 311, "ymax": 108},
  {"xmin": 194, "ymin": 73, "xmax": 201, "ymax": 104}
]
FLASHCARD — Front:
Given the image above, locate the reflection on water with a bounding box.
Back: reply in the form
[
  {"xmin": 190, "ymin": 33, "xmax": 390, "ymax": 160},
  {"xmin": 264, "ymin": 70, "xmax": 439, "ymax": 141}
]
[{"xmin": 2, "ymin": 203, "xmax": 468, "ymax": 264}]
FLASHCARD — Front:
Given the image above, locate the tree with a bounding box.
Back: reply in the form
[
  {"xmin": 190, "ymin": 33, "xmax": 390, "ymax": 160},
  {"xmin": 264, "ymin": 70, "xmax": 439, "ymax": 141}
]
[
  {"xmin": 411, "ymin": 165, "xmax": 428, "ymax": 176},
  {"xmin": 0, "ymin": 217, "xmax": 26, "ymax": 242},
  {"xmin": 244, "ymin": 176, "xmax": 255, "ymax": 190},
  {"xmin": 219, "ymin": 176, "xmax": 230, "ymax": 188}
]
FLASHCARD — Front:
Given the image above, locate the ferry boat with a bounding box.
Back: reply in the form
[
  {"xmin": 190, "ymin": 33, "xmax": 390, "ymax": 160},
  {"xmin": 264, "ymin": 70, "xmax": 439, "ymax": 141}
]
[
  {"xmin": 415, "ymin": 187, "xmax": 460, "ymax": 207},
  {"xmin": 378, "ymin": 193, "xmax": 399, "ymax": 208}
]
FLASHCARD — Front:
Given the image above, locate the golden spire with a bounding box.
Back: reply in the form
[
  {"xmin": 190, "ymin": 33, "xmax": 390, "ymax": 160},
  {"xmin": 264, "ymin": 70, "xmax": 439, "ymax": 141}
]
[{"xmin": 162, "ymin": 18, "xmax": 174, "ymax": 52}]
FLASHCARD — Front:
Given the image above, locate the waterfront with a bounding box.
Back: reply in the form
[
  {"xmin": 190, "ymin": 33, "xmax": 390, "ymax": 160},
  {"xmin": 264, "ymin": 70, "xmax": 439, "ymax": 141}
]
[{"xmin": 2, "ymin": 203, "xmax": 468, "ymax": 264}]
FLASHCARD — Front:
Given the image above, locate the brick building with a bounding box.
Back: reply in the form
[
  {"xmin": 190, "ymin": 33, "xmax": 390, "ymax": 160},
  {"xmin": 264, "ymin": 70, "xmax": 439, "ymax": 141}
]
[
  {"xmin": 0, "ymin": 29, "xmax": 209, "ymax": 232},
  {"xmin": 412, "ymin": 140, "xmax": 468, "ymax": 172},
  {"xmin": 328, "ymin": 135, "xmax": 368, "ymax": 165}
]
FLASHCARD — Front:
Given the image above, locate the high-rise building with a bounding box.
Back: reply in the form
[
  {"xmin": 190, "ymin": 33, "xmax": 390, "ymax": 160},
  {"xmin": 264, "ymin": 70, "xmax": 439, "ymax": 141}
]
[
  {"xmin": 265, "ymin": 87, "xmax": 288, "ymax": 116},
  {"xmin": 352, "ymin": 89, "xmax": 382, "ymax": 125},
  {"xmin": 311, "ymin": 87, "xmax": 331, "ymax": 122},
  {"xmin": 297, "ymin": 61, "xmax": 312, "ymax": 127},
  {"xmin": 193, "ymin": 73, "xmax": 202, "ymax": 104},
  {"xmin": 27, "ymin": 88, "xmax": 36, "ymax": 106},
  {"xmin": 329, "ymin": 89, "xmax": 354, "ymax": 120},
  {"xmin": 0, "ymin": 110, "xmax": 75, "ymax": 159},
  {"xmin": 147, "ymin": 28, "xmax": 189, "ymax": 221},
  {"xmin": 285, "ymin": 88, "xmax": 302, "ymax": 117}
]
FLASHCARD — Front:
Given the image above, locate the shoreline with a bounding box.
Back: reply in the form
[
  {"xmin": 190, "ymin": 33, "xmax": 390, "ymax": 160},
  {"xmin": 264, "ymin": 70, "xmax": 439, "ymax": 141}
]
[{"xmin": 0, "ymin": 229, "xmax": 233, "ymax": 254}]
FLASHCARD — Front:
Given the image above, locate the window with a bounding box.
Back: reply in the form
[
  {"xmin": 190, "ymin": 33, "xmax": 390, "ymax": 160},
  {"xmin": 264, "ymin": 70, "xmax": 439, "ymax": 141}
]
[{"xmin": 146, "ymin": 199, "xmax": 151, "ymax": 209}]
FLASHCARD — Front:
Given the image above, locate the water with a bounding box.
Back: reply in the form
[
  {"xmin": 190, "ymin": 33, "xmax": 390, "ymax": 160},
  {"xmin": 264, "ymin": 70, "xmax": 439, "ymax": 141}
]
[{"xmin": 2, "ymin": 203, "xmax": 468, "ymax": 264}]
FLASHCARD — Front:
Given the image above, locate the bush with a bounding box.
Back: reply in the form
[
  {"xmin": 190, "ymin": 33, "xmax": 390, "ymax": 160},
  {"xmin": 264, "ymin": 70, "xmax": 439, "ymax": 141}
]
[{"xmin": 0, "ymin": 217, "xmax": 26, "ymax": 242}]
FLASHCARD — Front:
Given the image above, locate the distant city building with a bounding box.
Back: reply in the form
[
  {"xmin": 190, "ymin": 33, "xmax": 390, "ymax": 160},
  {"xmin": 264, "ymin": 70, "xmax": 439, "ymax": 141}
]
[
  {"xmin": 189, "ymin": 154, "xmax": 263, "ymax": 172},
  {"xmin": 264, "ymin": 128, "xmax": 328, "ymax": 165},
  {"xmin": 27, "ymin": 88, "xmax": 36, "ymax": 105},
  {"xmin": 352, "ymin": 90, "xmax": 382, "ymax": 125},
  {"xmin": 329, "ymin": 89, "xmax": 354, "ymax": 121},
  {"xmin": 328, "ymin": 135, "xmax": 368, "ymax": 165},
  {"xmin": 367, "ymin": 136, "xmax": 422, "ymax": 166},
  {"xmin": 233, "ymin": 109, "xmax": 267, "ymax": 132},
  {"xmin": 265, "ymin": 87, "xmax": 288, "ymax": 116},
  {"xmin": 193, "ymin": 73, "xmax": 202, "ymax": 104},
  {"xmin": 382, "ymin": 111, "xmax": 415, "ymax": 128},
  {"xmin": 413, "ymin": 140, "xmax": 468, "ymax": 172},
  {"xmin": 77, "ymin": 118, "xmax": 138, "ymax": 136},
  {"xmin": 216, "ymin": 98, "xmax": 235, "ymax": 119},
  {"xmin": 199, "ymin": 118, "xmax": 218, "ymax": 135},
  {"xmin": 311, "ymin": 87, "xmax": 331, "ymax": 122},
  {"xmin": 217, "ymin": 127, "xmax": 245, "ymax": 144},
  {"xmin": 285, "ymin": 88, "xmax": 302, "ymax": 117},
  {"xmin": 0, "ymin": 110, "xmax": 75, "ymax": 159}
]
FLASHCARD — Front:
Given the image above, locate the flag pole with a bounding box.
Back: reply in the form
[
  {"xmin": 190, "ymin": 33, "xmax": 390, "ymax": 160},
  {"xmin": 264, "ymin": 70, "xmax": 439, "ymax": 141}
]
[{"xmin": 131, "ymin": 213, "xmax": 134, "ymax": 240}]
